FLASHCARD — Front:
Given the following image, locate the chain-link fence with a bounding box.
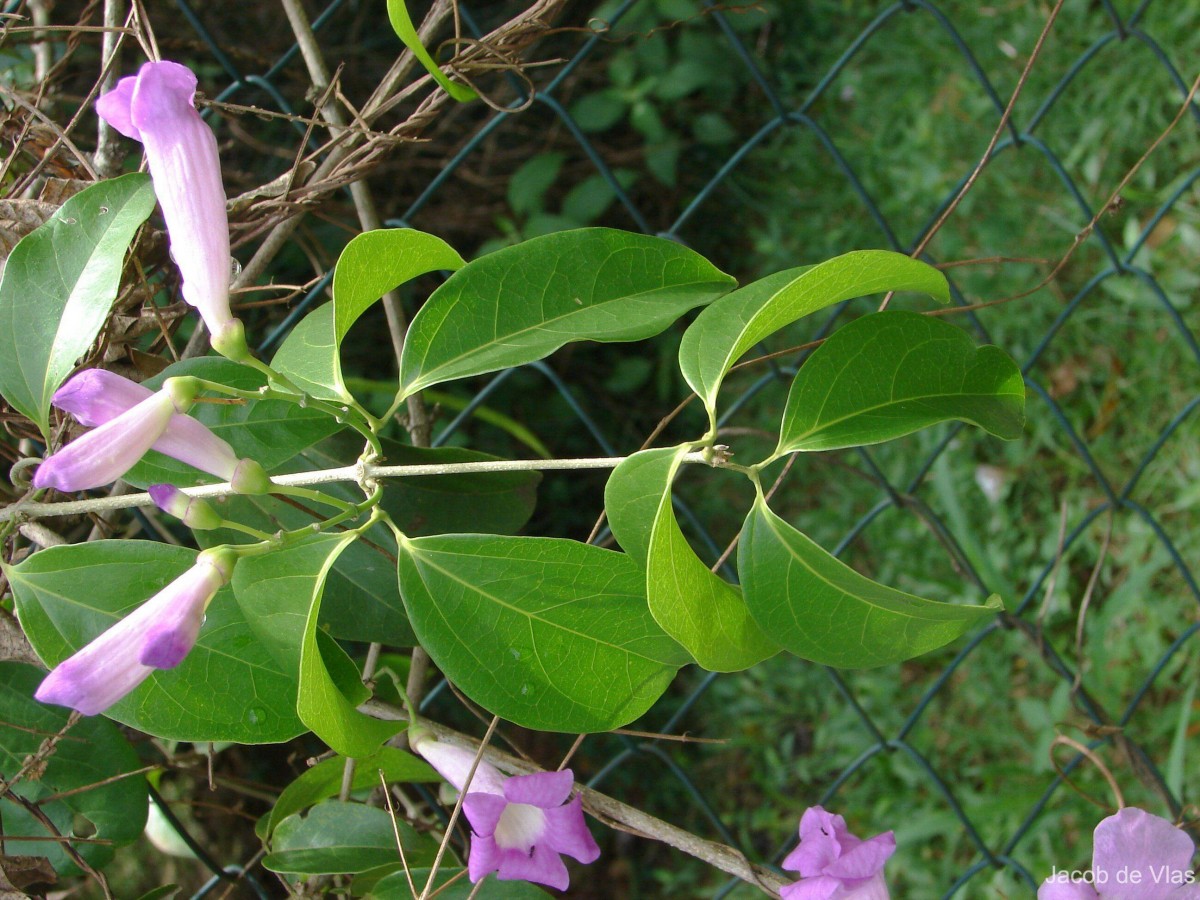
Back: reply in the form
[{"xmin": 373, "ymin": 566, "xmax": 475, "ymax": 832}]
[{"xmin": 2, "ymin": 0, "xmax": 1198, "ymax": 896}]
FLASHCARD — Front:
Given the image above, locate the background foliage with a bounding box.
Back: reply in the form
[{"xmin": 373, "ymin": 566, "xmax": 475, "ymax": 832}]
[{"xmin": 0, "ymin": 0, "xmax": 1197, "ymax": 897}]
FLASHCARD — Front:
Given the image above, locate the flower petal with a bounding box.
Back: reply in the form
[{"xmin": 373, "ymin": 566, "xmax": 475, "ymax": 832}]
[
  {"xmin": 843, "ymin": 871, "xmax": 892, "ymax": 900},
  {"xmin": 53, "ymin": 369, "xmax": 241, "ymax": 480},
  {"xmin": 34, "ymin": 633, "xmax": 153, "ymax": 716},
  {"xmin": 411, "ymin": 736, "xmax": 506, "ymax": 796},
  {"xmin": 462, "ymin": 792, "xmax": 508, "ymax": 839},
  {"xmin": 95, "ymin": 75, "xmax": 141, "ymax": 140},
  {"xmin": 1092, "ymin": 808, "xmax": 1197, "ymax": 900},
  {"xmin": 33, "ymin": 390, "xmax": 176, "ymax": 491},
  {"xmin": 35, "ymin": 557, "xmax": 225, "ymax": 715},
  {"xmin": 496, "ymin": 842, "xmax": 570, "ymax": 891},
  {"xmin": 138, "ymin": 559, "xmax": 222, "ymax": 667},
  {"xmin": 53, "ymin": 368, "xmax": 152, "ymax": 426},
  {"xmin": 503, "ymin": 769, "xmax": 574, "ymax": 808},
  {"xmin": 1037, "ymin": 879, "xmax": 1101, "ymax": 900},
  {"xmin": 466, "ymin": 833, "xmax": 500, "ymax": 883},
  {"xmin": 542, "ymin": 795, "xmax": 600, "ymax": 864},
  {"xmin": 783, "ymin": 807, "xmax": 846, "ymax": 877},
  {"xmin": 129, "ymin": 61, "xmax": 235, "ymax": 335},
  {"xmin": 779, "ymin": 874, "xmax": 845, "ymax": 900},
  {"xmin": 825, "ymin": 831, "xmax": 895, "ymax": 881},
  {"xmin": 152, "ymin": 420, "xmax": 240, "ymax": 481}
]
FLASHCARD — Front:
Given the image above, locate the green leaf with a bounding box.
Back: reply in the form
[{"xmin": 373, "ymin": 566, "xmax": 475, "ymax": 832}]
[
  {"xmin": 738, "ymin": 496, "xmax": 1002, "ymax": 667},
  {"xmin": 0, "ymin": 173, "xmax": 155, "ymax": 439},
  {"xmin": 508, "ymin": 153, "xmax": 565, "ymax": 217},
  {"xmin": 570, "ymin": 89, "xmax": 627, "ymax": 132},
  {"xmin": 260, "ymin": 747, "xmax": 437, "ymax": 840},
  {"xmin": 606, "ymin": 446, "xmax": 776, "ymax": 672},
  {"xmin": 385, "ymin": 0, "xmax": 477, "ymax": 101},
  {"xmin": 0, "ymin": 663, "xmax": 148, "ymax": 873},
  {"xmin": 677, "ymin": 251, "xmax": 949, "ymax": 419},
  {"xmin": 775, "ymin": 310, "xmax": 1025, "ymax": 454},
  {"xmin": 198, "ymin": 434, "xmax": 539, "ymax": 644},
  {"xmin": 270, "ymin": 303, "xmax": 345, "ymax": 401},
  {"xmin": 125, "ymin": 357, "xmax": 343, "ymax": 487},
  {"xmin": 398, "ymin": 228, "xmax": 735, "ymax": 396},
  {"xmin": 232, "ymin": 533, "xmax": 401, "ymax": 758},
  {"xmin": 264, "ymin": 800, "xmax": 439, "ymax": 875},
  {"xmin": 396, "ymin": 534, "xmax": 687, "ymax": 732},
  {"xmin": 7, "ymin": 541, "xmax": 304, "ymax": 742},
  {"xmin": 365, "ymin": 869, "xmax": 551, "ymax": 898},
  {"xmin": 272, "ymin": 229, "xmax": 465, "ymax": 402}
]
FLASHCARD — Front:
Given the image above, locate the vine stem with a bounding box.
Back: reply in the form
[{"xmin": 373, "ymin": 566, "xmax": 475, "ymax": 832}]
[
  {"xmin": 2, "ymin": 453, "xmax": 712, "ymax": 524},
  {"xmin": 363, "ymin": 702, "xmax": 790, "ymax": 897}
]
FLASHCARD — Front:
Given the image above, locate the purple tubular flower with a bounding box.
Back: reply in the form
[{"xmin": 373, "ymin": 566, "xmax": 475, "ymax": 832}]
[
  {"xmin": 780, "ymin": 807, "xmax": 895, "ymax": 900},
  {"xmin": 412, "ymin": 735, "xmax": 600, "ymax": 891},
  {"xmin": 96, "ymin": 62, "xmax": 242, "ymax": 351},
  {"xmin": 34, "ymin": 551, "xmax": 233, "ymax": 715},
  {"xmin": 33, "ymin": 389, "xmax": 179, "ymax": 492},
  {"xmin": 51, "ymin": 369, "xmax": 240, "ymax": 481},
  {"xmin": 1038, "ymin": 808, "xmax": 1199, "ymax": 900}
]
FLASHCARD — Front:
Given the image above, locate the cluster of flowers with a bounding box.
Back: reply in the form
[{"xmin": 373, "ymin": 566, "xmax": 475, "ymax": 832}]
[
  {"xmin": 411, "ymin": 732, "xmax": 897, "ymax": 896},
  {"xmin": 411, "ymin": 733, "xmax": 1198, "ymax": 900},
  {"xmin": 30, "ymin": 60, "xmax": 262, "ymax": 715}
]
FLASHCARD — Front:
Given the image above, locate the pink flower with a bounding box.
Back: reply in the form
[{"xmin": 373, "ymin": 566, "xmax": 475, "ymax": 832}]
[
  {"xmin": 33, "ymin": 378, "xmax": 192, "ymax": 492},
  {"xmin": 1038, "ymin": 808, "xmax": 1199, "ymax": 899},
  {"xmin": 411, "ymin": 734, "xmax": 600, "ymax": 890},
  {"xmin": 47, "ymin": 369, "xmax": 270, "ymax": 492},
  {"xmin": 96, "ymin": 61, "xmax": 245, "ymax": 357},
  {"xmin": 781, "ymin": 806, "xmax": 895, "ymax": 900},
  {"xmin": 34, "ymin": 550, "xmax": 234, "ymax": 715}
]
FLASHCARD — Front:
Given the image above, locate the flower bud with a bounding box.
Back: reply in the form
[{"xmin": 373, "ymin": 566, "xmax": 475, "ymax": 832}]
[
  {"xmin": 229, "ymin": 458, "xmax": 272, "ymax": 495},
  {"xmin": 35, "ymin": 553, "xmax": 232, "ymax": 715},
  {"xmin": 148, "ymin": 484, "xmax": 223, "ymax": 530},
  {"xmin": 209, "ymin": 319, "xmax": 251, "ymax": 363}
]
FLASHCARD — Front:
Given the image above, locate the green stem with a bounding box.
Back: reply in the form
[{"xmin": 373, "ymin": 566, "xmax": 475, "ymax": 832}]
[
  {"xmin": 215, "ymin": 520, "xmax": 275, "ymax": 542},
  {"xmin": 272, "ymin": 483, "xmax": 358, "ymax": 516},
  {"xmin": 192, "ymin": 376, "xmax": 382, "ymax": 456}
]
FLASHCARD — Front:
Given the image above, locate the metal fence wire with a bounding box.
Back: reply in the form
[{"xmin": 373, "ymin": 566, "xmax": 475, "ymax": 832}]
[{"xmin": 4, "ymin": 0, "xmax": 1199, "ymax": 897}]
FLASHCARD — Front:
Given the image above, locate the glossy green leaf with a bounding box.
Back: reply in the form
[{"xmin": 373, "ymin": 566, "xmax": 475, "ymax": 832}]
[
  {"xmin": 606, "ymin": 446, "xmax": 776, "ymax": 671},
  {"xmin": 264, "ymin": 800, "xmax": 439, "ymax": 875},
  {"xmin": 398, "ymin": 228, "xmax": 735, "ymax": 396},
  {"xmin": 365, "ymin": 868, "xmax": 550, "ymax": 898},
  {"xmin": 272, "ymin": 229, "xmax": 465, "ymax": 401},
  {"xmin": 775, "ymin": 310, "xmax": 1025, "ymax": 454},
  {"xmin": 198, "ymin": 435, "xmax": 539, "ymax": 644},
  {"xmin": 0, "ymin": 662, "xmax": 148, "ymax": 872},
  {"xmin": 270, "ymin": 303, "xmax": 345, "ymax": 401},
  {"xmin": 739, "ymin": 496, "xmax": 1002, "ymax": 667},
  {"xmin": 233, "ymin": 533, "xmax": 401, "ymax": 757},
  {"xmin": 397, "ymin": 534, "xmax": 688, "ymax": 732},
  {"xmin": 385, "ymin": 0, "xmax": 477, "ymax": 102},
  {"xmin": 677, "ymin": 251, "xmax": 949, "ymax": 418},
  {"xmin": 125, "ymin": 357, "xmax": 342, "ymax": 487},
  {"xmin": 0, "ymin": 173, "xmax": 155, "ymax": 439},
  {"xmin": 8, "ymin": 541, "xmax": 304, "ymax": 742},
  {"xmin": 260, "ymin": 747, "xmax": 437, "ymax": 840}
]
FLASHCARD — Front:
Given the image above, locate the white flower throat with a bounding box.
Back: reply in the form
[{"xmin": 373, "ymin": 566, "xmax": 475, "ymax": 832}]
[{"xmin": 494, "ymin": 803, "xmax": 546, "ymax": 852}]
